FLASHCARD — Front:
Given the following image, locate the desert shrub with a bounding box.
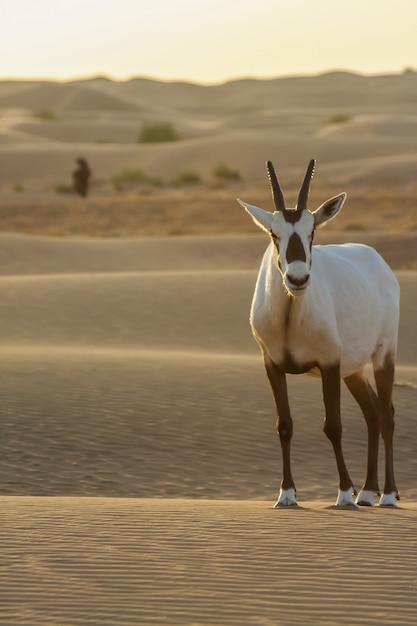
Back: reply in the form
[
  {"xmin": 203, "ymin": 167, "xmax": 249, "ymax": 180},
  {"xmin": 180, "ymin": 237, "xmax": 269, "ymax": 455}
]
[
  {"xmin": 139, "ymin": 122, "xmax": 179, "ymax": 143},
  {"xmin": 326, "ymin": 114, "xmax": 352, "ymax": 125},
  {"xmin": 110, "ymin": 168, "xmax": 162, "ymax": 191},
  {"xmin": 54, "ymin": 182, "xmax": 73, "ymax": 194},
  {"xmin": 32, "ymin": 109, "xmax": 58, "ymax": 121},
  {"xmin": 213, "ymin": 163, "xmax": 241, "ymax": 181},
  {"xmin": 12, "ymin": 183, "xmax": 25, "ymax": 193},
  {"xmin": 170, "ymin": 170, "xmax": 201, "ymax": 186}
]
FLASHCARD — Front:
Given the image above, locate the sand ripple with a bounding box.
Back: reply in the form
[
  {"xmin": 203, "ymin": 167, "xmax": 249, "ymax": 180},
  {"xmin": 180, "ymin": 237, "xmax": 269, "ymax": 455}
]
[{"xmin": 1, "ymin": 498, "xmax": 416, "ymax": 626}]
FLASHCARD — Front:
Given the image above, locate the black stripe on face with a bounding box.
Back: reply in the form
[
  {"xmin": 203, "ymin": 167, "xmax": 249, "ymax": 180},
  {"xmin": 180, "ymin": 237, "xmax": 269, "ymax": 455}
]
[
  {"xmin": 282, "ymin": 210, "xmax": 303, "ymax": 224},
  {"xmin": 309, "ymin": 228, "xmax": 315, "ymax": 253},
  {"xmin": 286, "ymin": 232, "xmax": 306, "ymax": 263},
  {"xmin": 271, "ymin": 239, "xmax": 283, "ymax": 273}
]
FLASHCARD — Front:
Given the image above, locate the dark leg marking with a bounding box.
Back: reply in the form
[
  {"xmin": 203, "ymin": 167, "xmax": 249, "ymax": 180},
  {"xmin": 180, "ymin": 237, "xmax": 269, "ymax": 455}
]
[
  {"xmin": 321, "ymin": 364, "xmax": 355, "ymax": 493},
  {"xmin": 344, "ymin": 371, "xmax": 380, "ymax": 498},
  {"xmin": 264, "ymin": 355, "xmax": 295, "ymax": 492},
  {"xmin": 374, "ymin": 355, "xmax": 398, "ymax": 499}
]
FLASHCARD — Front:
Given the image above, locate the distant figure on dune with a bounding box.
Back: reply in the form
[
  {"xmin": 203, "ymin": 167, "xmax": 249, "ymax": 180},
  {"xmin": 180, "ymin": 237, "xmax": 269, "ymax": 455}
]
[{"xmin": 72, "ymin": 157, "xmax": 91, "ymax": 198}]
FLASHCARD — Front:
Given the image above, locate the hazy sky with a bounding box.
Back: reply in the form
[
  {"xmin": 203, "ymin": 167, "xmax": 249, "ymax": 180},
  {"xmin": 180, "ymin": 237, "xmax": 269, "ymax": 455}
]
[{"xmin": 2, "ymin": 0, "xmax": 416, "ymax": 83}]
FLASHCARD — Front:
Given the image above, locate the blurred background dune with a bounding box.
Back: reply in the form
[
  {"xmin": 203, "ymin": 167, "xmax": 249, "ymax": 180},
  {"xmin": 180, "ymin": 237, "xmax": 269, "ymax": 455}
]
[{"xmin": 0, "ymin": 70, "xmax": 416, "ymax": 239}]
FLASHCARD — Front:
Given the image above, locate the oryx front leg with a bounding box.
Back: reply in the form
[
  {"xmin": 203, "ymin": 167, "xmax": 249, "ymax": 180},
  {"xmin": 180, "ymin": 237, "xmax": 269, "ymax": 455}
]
[
  {"xmin": 321, "ymin": 365, "xmax": 358, "ymax": 508},
  {"xmin": 264, "ymin": 356, "xmax": 297, "ymax": 507}
]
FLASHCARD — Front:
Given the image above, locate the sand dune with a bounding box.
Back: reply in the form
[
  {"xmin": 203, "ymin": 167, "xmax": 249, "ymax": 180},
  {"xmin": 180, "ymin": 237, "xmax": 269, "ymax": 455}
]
[
  {"xmin": 0, "ymin": 81, "xmax": 138, "ymax": 112},
  {"xmin": 1, "ymin": 233, "xmax": 417, "ymax": 625},
  {"xmin": 1, "ymin": 233, "xmax": 416, "ymax": 357},
  {"xmin": 1, "ymin": 71, "xmax": 416, "ymax": 189},
  {"xmin": 2, "ymin": 71, "xmax": 417, "ymax": 113},
  {"xmin": 1, "ymin": 71, "xmax": 417, "ymax": 624},
  {"xmin": 1, "ymin": 234, "xmax": 416, "ymax": 501},
  {"xmin": 1, "ymin": 266, "xmax": 416, "ymax": 363},
  {"xmin": 1, "ymin": 128, "xmax": 416, "ymax": 187},
  {"xmin": 13, "ymin": 118, "xmax": 142, "ymax": 144}
]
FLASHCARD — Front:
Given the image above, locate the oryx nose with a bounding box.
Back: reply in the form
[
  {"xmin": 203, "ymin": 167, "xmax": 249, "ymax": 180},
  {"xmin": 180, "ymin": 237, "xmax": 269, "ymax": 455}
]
[{"xmin": 287, "ymin": 273, "xmax": 309, "ymax": 287}]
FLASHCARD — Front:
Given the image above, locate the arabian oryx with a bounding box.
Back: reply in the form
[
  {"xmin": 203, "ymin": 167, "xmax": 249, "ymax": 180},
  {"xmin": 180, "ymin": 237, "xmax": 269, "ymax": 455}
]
[{"xmin": 238, "ymin": 159, "xmax": 400, "ymax": 508}]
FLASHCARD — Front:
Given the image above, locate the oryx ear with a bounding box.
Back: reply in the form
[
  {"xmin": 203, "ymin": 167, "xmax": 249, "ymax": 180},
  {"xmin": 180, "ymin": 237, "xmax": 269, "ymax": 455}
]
[
  {"xmin": 238, "ymin": 198, "xmax": 274, "ymax": 233},
  {"xmin": 312, "ymin": 192, "xmax": 346, "ymax": 228}
]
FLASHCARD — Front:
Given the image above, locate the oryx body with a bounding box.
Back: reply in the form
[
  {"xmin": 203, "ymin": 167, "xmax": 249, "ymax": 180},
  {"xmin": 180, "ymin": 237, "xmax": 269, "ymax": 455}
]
[{"xmin": 239, "ymin": 160, "xmax": 400, "ymax": 508}]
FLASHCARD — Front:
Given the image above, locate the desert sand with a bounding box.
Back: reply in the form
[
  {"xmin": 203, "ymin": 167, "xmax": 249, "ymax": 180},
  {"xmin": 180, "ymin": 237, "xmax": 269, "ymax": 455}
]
[
  {"xmin": 1, "ymin": 72, "xmax": 417, "ymax": 625},
  {"xmin": 1, "ymin": 233, "xmax": 417, "ymax": 625}
]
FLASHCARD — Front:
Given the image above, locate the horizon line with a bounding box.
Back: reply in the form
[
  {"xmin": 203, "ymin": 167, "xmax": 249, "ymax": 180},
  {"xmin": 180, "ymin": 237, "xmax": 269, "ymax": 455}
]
[{"xmin": 0, "ymin": 66, "xmax": 415, "ymax": 86}]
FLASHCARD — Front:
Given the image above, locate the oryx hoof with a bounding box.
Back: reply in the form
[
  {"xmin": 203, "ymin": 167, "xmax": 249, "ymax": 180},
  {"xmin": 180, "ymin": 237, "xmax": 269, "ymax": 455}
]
[
  {"xmin": 356, "ymin": 489, "xmax": 375, "ymax": 506},
  {"xmin": 274, "ymin": 488, "xmax": 298, "ymax": 508},
  {"xmin": 378, "ymin": 492, "xmax": 399, "ymax": 508},
  {"xmin": 335, "ymin": 488, "xmax": 359, "ymax": 509}
]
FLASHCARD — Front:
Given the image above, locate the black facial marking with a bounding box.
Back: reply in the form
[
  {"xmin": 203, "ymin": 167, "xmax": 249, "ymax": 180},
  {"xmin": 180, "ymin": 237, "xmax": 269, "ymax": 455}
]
[
  {"xmin": 269, "ymin": 229, "xmax": 283, "ymax": 272},
  {"xmin": 282, "ymin": 210, "xmax": 303, "ymax": 224},
  {"xmin": 309, "ymin": 227, "xmax": 316, "ymax": 252},
  {"xmin": 286, "ymin": 233, "xmax": 306, "ymax": 264},
  {"xmin": 269, "ymin": 228, "xmax": 279, "ymax": 243}
]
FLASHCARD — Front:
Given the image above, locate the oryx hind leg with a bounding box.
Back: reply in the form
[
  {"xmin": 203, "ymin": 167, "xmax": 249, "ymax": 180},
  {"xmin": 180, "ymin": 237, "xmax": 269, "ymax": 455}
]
[
  {"xmin": 373, "ymin": 354, "xmax": 399, "ymax": 507},
  {"xmin": 344, "ymin": 369, "xmax": 380, "ymax": 506}
]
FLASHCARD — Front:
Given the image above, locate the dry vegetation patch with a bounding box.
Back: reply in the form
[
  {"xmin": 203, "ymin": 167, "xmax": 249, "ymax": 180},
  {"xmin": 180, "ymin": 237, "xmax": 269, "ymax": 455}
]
[{"xmin": 0, "ymin": 183, "xmax": 416, "ymax": 238}]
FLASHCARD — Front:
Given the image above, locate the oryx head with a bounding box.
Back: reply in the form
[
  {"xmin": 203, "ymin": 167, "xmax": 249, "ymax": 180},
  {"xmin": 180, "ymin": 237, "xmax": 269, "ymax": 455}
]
[{"xmin": 239, "ymin": 159, "xmax": 346, "ymax": 296}]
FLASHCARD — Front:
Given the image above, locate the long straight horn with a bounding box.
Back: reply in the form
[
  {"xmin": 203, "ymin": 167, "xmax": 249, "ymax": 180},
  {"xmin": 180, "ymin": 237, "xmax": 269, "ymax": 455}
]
[
  {"xmin": 296, "ymin": 159, "xmax": 316, "ymax": 212},
  {"xmin": 266, "ymin": 161, "xmax": 286, "ymax": 212}
]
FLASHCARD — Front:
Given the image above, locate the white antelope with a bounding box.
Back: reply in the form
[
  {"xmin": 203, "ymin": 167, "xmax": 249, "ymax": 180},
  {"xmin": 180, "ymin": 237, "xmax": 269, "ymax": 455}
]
[{"xmin": 239, "ymin": 159, "xmax": 400, "ymax": 508}]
